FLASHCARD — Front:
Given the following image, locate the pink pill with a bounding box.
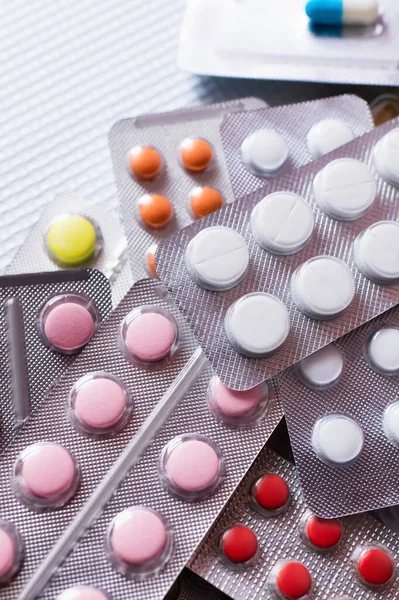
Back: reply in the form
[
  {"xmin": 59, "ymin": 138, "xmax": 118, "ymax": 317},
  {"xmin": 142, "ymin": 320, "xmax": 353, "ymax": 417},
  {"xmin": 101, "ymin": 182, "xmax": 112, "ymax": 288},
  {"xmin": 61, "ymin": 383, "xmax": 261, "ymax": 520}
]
[
  {"xmin": 212, "ymin": 378, "xmax": 261, "ymax": 416},
  {"xmin": 110, "ymin": 508, "xmax": 167, "ymax": 565},
  {"xmin": 20, "ymin": 443, "xmax": 76, "ymax": 499},
  {"xmin": 165, "ymin": 439, "xmax": 220, "ymax": 492},
  {"xmin": 74, "ymin": 377, "xmax": 127, "ymax": 429},
  {"xmin": 43, "ymin": 301, "xmax": 95, "ymax": 352},
  {"xmin": 0, "ymin": 527, "xmax": 15, "ymax": 578},
  {"xmin": 57, "ymin": 587, "xmax": 109, "ymax": 600},
  {"xmin": 124, "ymin": 312, "xmax": 176, "ymax": 362}
]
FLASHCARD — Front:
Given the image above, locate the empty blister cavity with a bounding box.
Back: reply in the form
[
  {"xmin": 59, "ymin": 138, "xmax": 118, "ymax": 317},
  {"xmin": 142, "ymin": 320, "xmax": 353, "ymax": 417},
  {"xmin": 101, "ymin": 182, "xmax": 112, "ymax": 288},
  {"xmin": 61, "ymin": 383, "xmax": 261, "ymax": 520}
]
[
  {"xmin": 291, "ymin": 256, "xmax": 355, "ymax": 319},
  {"xmin": 159, "ymin": 434, "xmax": 225, "ymax": 501},
  {"xmin": 220, "ymin": 525, "xmax": 259, "ymax": 568},
  {"xmin": 38, "ymin": 293, "xmax": 99, "ymax": 354},
  {"xmin": 313, "ymin": 159, "xmax": 376, "ymax": 221},
  {"xmin": 207, "ymin": 376, "xmax": 269, "ymax": 427},
  {"xmin": 105, "ymin": 506, "xmax": 174, "ymax": 580},
  {"xmin": 295, "ymin": 344, "xmax": 344, "ymax": 389},
  {"xmin": 68, "ymin": 373, "xmax": 133, "ymax": 435},
  {"xmin": 185, "ymin": 227, "xmax": 249, "ymax": 291},
  {"xmin": 241, "ymin": 129, "xmax": 289, "ymax": 177},
  {"xmin": 119, "ymin": 306, "xmax": 179, "ymax": 365},
  {"xmin": 251, "ymin": 473, "xmax": 290, "ymax": 517},
  {"xmin": 301, "ymin": 512, "xmax": 342, "ymax": 551},
  {"xmin": 56, "ymin": 587, "xmax": 111, "ymax": 600},
  {"xmin": 137, "ymin": 194, "xmax": 174, "ymax": 229},
  {"xmin": 269, "ymin": 561, "xmax": 312, "ymax": 600},
  {"xmin": 307, "ymin": 119, "xmax": 355, "ymax": 159},
  {"xmin": 367, "ymin": 327, "xmax": 399, "ymax": 375},
  {"xmin": 13, "ymin": 442, "xmax": 80, "ymax": 509},
  {"xmin": 225, "ymin": 292, "xmax": 290, "ymax": 358},
  {"xmin": 179, "ymin": 137, "xmax": 213, "ymax": 172},
  {"xmin": 128, "ymin": 145, "xmax": 163, "ymax": 180},
  {"xmin": 45, "ymin": 214, "xmax": 103, "ymax": 267},
  {"xmin": 373, "ymin": 128, "xmax": 399, "ymax": 186},
  {"xmin": 0, "ymin": 519, "xmax": 24, "ymax": 584},
  {"xmin": 353, "ymin": 220, "xmax": 399, "ymax": 283},
  {"xmin": 250, "ymin": 192, "xmax": 314, "ymax": 255},
  {"xmin": 312, "ymin": 414, "xmax": 364, "ymax": 467},
  {"xmin": 353, "ymin": 545, "xmax": 396, "ymax": 587}
]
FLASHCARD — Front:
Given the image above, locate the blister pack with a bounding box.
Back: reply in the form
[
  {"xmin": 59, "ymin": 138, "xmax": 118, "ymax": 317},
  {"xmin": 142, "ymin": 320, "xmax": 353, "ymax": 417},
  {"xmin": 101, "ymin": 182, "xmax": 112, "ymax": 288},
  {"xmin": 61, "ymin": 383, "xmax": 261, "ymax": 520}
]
[
  {"xmin": 178, "ymin": 0, "xmax": 399, "ymax": 86},
  {"xmin": 178, "ymin": 570, "xmax": 228, "ymax": 600},
  {"xmin": 190, "ymin": 447, "xmax": 399, "ymax": 600},
  {"xmin": 278, "ymin": 304, "xmax": 399, "ymax": 518},
  {"xmin": 156, "ymin": 118, "xmax": 399, "ymax": 390},
  {"xmin": 0, "ymin": 269, "xmax": 112, "ymax": 452},
  {"xmin": 7, "ymin": 280, "xmax": 285, "ymax": 600},
  {"xmin": 219, "ymin": 95, "xmax": 374, "ymax": 199},
  {"xmin": 6, "ymin": 191, "xmax": 132, "ymax": 307},
  {"xmin": 109, "ymin": 97, "xmax": 268, "ymax": 281}
]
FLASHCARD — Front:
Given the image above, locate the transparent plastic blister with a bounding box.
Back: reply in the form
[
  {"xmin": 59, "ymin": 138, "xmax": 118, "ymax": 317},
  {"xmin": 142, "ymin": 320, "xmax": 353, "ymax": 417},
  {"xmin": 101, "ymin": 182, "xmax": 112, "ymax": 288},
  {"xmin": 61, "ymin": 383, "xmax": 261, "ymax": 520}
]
[
  {"xmin": 0, "ymin": 519, "xmax": 24, "ymax": 585},
  {"xmin": 279, "ymin": 304, "xmax": 399, "ymax": 518},
  {"xmin": 109, "ymin": 98, "xmax": 268, "ymax": 282},
  {"xmin": 0, "ymin": 270, "xmax": 112, "ymax": 450},
  {"xmin": 178, "ymin": 0, "xmax": 399, "ymax": 85},
  {"xmin": 6, "ymin": 191, "xmax": 132, "ymax": 307},
  {"xmin": 220, "ymin": 95, "xmax": 374, "ymax": 199},
  {"xmin": 190, "ymin": 447, "xmax": 399, "ymax": 600},
  {"xmin": 157, "ymin": 118, "xmax": 399, "ymax": 390}
]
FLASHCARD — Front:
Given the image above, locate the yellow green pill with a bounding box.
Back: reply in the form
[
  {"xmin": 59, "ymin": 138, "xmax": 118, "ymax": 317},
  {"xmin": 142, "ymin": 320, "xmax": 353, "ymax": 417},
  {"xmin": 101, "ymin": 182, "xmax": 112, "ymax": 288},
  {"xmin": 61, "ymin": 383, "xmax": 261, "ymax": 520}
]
[{"xmin": 46, "ymin": 215, "xmax": 98, "ymax": 266}]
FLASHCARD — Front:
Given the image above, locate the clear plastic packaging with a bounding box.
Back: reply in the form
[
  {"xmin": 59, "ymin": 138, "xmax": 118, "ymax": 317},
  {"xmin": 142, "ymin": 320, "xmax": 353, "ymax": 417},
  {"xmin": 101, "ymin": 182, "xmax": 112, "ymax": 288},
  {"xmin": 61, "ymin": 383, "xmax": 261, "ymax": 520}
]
[
  {"xmin": 44, "ymin": 213, "xmax": 103, "ymax": 268},
  {"xmin": 0, "ymin": 520, "xmax": 24, "ymax": 585},
  {"xmin": 353, "ymin": 544, "xmax": 396, "ymax": 588},
  {"xmin": 207, "ymin": 376, "xmax": 269, "ymax": 428},
  {"xmin": 219, "ymin": 524, "xmax": 259, "ymax": 570}
]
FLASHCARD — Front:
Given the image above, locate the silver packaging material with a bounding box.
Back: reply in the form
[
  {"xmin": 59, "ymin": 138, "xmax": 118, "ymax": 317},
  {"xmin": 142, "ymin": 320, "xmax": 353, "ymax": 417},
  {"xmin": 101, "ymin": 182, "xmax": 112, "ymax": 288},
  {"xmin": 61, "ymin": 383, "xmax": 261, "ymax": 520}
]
[
  {"xmin": 0, "ymin": 269, "xmax": 112, "ymax": 452},
  {"xmin": 178, "ymin": 0, "xmax": 399, "ymax": 86},
  {"xmin": 220, "ymin": 95, "xmax": 374, "ymax": 199},
  {"xmin": 190, "ymin": 447, "xmax": 399, "ymax": 600},
  {"xmin": 156, "ymin": 118, "xmax": 399, "ymax": 390},
  {"xmin": 178, "ymin": 570, "xmax": 228, "ymax": 600},
  {"xmin": 7, "ymin": 191, "xmax": 132, "ymax": 307},
  {"xmin": 109, "ymin": 97, "xmax": 267, "ymax": 281},
  {"xmin": 279, "ymin": 304, "xmax": 399, "ymax": 518}
]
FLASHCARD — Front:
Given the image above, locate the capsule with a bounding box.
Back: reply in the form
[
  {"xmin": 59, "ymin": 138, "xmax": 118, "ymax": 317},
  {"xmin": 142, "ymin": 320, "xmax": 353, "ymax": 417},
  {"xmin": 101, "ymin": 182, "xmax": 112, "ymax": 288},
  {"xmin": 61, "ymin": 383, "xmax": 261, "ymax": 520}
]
[{"xmin": 306, "ymin": 0, "xmax": 379, "ymax": 26}]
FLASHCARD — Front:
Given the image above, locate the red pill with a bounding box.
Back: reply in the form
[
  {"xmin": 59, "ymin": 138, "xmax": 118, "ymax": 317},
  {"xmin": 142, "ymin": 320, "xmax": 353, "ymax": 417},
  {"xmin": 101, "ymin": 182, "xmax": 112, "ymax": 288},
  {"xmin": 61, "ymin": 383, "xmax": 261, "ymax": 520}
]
[
  {"xmin": 304, "ymin": 515, "xmax": 342, "ymax": 550},
  {"xmin": 356, "ymin": 547, "xmax": 395, "ymax": 586},
  {"xmin": 253, "ymin": 473, "xmax": 290, "ymax": 513},
  {"xmin": 221, "ymin": 525, "xmax": 258, "ymax": 564},
  {"xmin": 274, "ymin": 561, "xmax": 312, "ymax": 600}
]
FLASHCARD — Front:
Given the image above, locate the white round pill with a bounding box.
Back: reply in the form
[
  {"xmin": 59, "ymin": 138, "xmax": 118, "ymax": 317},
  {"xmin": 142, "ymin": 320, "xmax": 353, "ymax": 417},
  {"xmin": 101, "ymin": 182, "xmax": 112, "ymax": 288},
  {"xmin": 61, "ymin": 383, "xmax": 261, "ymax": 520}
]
[
  {"xmin": 185, "ymin": 226, "xmax": 249, "ymax": 291},
  {"xmin": 241, "ymin": 129, "xmax": 289, "ymax": 176},
  {"xmin": 307, "ymin": 119, "xmax": 355, "ymax": 159},
  {"xmin": 373, "ymin": 128, "xmax": 399, "ymax": 186},
  {"xmin": 367, "ymin": 327, "xmax": 399, "ymax": 375},
  {"xmin": 224, "ymin": 292, "xmax": 290, "ymax": 358},
  {"xmin": 313, "ymin": 158, "xmax": 376, "ymax": 221},
  {"xmin": 353, "ymin": 221, "xmax": 399, "ymax": 283},
  {"xmin": 291, "ymin": 256, "xmax": 356, "ymax": 319},
  {"xmin": 296, "ymin": 344, "xmax": 344, "ymax": 389},
  {"xmin": 312, "ymin": 415, "xmax": 364, "ymax": 467},
  {"xmin": 383, "ymin": 401, "xmax": 399, "ymax": 447},
  {"xmin": 250, "ymin": 192, "xmax": 314, "ymax": 255}
]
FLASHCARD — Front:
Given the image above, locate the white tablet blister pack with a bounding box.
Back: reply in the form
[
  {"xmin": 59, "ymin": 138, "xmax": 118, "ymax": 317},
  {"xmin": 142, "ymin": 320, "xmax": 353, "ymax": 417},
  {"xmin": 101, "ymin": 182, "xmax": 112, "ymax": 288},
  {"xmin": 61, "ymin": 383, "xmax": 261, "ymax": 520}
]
[
  {"xmin": 109, "ymin": 98, "xmax": 268, "ymax": 282},
  {"xmin": 219, "ymin": 95, "xmax": 374, "ymax": 198},
  {"xmin": 279, "ymin": 304, "xmax": 399, "ymax": 518},
  {"xmin": 6, "ymin": 192, "xmax": 132, "ymax": 307},
  {"xmin": 178, "ymin": 0, "xmax": 399, "ymax": 85},
  {"xmin": 2, "ymin": 277, "xmax": 283, "ymax": 600},
  {"xmin": 156, "ymin": 119, "xmax": 399, "ymax": 390},
  {"xmin": 189, "ymin": 447, "xmax": 399, "ymax": 600}
]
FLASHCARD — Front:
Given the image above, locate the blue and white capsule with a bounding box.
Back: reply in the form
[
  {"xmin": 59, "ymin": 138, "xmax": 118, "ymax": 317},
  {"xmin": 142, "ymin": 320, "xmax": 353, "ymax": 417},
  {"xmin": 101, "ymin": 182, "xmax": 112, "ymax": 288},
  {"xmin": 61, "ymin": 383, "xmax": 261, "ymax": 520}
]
[{"xmin": 306, "ymin": 0, "xmax": 379, "ymax": 26}]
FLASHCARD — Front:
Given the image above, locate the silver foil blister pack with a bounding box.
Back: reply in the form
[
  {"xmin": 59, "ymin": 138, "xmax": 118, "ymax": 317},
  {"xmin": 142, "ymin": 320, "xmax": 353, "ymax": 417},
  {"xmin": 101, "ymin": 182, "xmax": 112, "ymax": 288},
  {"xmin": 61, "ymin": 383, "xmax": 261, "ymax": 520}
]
[
  {"xmin": 279, "ymin": 304, "xmax": 399, "ymax": 518},
  {"xmin": 109, "ymin": 97, "xmax": 267, "ymax": 281},
  {"xmin": 7, "ymin": 191, "xmax": 132, "ymax": 307},
  {"xmin": 0, "ymin": 269, "xmax": 112, "ymax": 452},
  {"xmin": 220, "ymin": 95, "xmax": 374, "ymax": 199},
  {"xmin": 156, "ymin": 118, "xmax": 399, "ymax": 390},
  {"xmin": 190, "ymin": 447, "xmax": 399, "ymax": 599}
]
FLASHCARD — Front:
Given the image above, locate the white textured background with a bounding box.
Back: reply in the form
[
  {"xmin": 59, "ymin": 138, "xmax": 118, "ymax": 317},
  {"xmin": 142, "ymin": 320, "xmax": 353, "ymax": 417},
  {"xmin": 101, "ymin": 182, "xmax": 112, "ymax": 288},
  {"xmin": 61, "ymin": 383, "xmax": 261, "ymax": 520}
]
[{"xmin": 0, "ymin": 0, "xmax": 394, "ymax": 271}]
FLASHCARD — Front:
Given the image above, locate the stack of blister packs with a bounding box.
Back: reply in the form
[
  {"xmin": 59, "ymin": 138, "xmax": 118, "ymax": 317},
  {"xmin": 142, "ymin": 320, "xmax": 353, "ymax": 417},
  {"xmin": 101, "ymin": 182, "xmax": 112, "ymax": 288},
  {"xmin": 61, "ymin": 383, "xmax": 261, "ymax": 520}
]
[{"xmin": 1, "ymin": 92, "xmax": 399, "ymax": 600}]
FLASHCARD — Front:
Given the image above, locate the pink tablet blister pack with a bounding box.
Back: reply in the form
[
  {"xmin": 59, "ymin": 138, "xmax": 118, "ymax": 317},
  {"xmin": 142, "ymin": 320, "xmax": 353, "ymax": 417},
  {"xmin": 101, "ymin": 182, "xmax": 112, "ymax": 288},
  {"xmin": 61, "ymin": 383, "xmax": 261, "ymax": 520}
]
[
  {"xmin": 156, "ymin": 118, "xmax": 399, "ymax": 390},
  {"xmin": 190, "ymin": 446, "xmax": 399, "ymax": 600},
  {"xmin": 278, "ymin": 304, "xmax": 399, "ymax": 518}
]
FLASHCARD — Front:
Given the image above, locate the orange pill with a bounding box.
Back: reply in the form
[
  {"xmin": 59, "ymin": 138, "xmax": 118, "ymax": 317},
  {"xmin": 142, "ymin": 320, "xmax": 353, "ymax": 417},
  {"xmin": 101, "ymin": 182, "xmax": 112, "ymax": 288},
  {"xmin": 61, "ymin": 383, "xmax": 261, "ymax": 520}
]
[
  {"xmin": 129, "ymin": 146, "xmax": 162, "ymax": 180},
  {"xmin": 138, "ymin": 194, "xmax": 173, "ymax": 229},
  {"xmin": 145, "ymin": 244, "xmax": 158, "ymax": 278},
  {"xmin": 180, "ymin": 138, "xmax": 213, "ymax": 172},
  {"xmin": 190, "ymin": 187, "xmax": 223, "ymax": 218}
]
